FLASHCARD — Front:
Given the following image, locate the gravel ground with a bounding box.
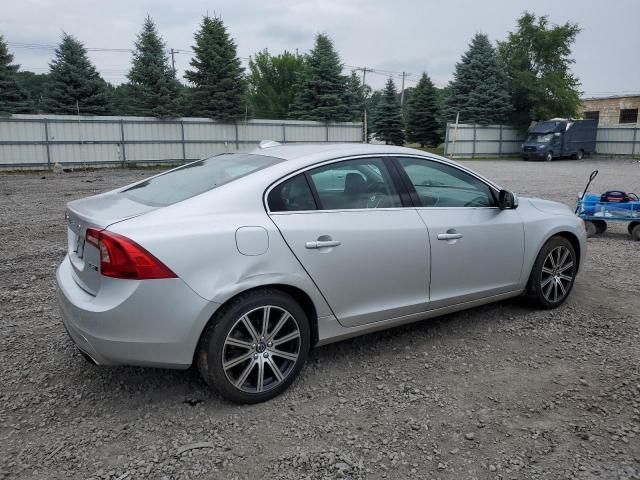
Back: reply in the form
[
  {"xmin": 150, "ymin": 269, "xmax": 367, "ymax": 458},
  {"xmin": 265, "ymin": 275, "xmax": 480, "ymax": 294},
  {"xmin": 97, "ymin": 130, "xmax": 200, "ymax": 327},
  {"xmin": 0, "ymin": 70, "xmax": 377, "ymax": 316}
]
[{"xmin": 1, "ymin": 158, "xmax": 639, "ymax": 480}]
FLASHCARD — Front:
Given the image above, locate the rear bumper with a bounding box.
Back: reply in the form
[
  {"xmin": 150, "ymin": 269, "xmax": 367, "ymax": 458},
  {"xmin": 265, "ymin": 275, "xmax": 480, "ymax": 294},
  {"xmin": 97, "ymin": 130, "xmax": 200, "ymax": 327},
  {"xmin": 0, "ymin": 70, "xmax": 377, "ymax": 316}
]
[{"xmin": 56, "ymin": 256, "xmax": 220, "ymax": 368}]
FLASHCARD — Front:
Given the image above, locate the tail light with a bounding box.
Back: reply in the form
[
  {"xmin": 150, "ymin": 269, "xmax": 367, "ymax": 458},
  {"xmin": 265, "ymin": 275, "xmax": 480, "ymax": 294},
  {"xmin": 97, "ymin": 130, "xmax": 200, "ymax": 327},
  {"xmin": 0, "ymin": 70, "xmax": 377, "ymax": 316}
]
[{"xmin": 85, "ymin": 228, "xmax": 177, "ymax": 280}]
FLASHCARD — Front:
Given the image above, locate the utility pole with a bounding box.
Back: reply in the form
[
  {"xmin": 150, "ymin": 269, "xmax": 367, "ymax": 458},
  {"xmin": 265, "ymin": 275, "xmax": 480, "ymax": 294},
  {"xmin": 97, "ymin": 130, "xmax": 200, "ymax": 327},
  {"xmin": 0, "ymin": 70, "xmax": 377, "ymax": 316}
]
[
  {"xmin": 170, "ymin": 48, "xmax": 176, "ymax": 75},
  {"xmin": 361, "ymin": 67, "xmax": 370, "ymax": 143},
  {"xmin": 400, "ymin": 71, "xmax": 407, "ymax": 110}
]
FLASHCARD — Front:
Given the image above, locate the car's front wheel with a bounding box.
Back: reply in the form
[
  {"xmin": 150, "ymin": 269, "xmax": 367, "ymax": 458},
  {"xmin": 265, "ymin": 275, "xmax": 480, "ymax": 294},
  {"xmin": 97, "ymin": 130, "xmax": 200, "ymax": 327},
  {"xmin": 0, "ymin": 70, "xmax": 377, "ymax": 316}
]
[
  {"xmin": 197, "ymin": 289, "xmax": 310, "ymax": 404},
  {"xmin": 526, "ymin": 236, "xmax": 577, "ymax": 309}
]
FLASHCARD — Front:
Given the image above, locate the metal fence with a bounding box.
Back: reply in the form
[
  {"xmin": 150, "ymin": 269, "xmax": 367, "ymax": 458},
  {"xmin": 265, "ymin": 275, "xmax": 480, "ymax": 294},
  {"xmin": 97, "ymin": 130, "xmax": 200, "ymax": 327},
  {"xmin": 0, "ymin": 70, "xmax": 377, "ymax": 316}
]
[
  {"xmin": 0, "ymin": 115, "xmax": 364, "ymax": 168},
  {"xmin": 444, "ymin": 122, "xmax": 640, "ymax": 158}
]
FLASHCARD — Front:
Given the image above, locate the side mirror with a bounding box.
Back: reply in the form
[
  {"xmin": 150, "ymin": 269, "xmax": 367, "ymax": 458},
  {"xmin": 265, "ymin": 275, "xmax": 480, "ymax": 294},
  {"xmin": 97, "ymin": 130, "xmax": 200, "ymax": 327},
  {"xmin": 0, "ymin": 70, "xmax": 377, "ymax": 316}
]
[{"xmin": 498, "ymin": 189, "xmax": 518, "ymax": 210}]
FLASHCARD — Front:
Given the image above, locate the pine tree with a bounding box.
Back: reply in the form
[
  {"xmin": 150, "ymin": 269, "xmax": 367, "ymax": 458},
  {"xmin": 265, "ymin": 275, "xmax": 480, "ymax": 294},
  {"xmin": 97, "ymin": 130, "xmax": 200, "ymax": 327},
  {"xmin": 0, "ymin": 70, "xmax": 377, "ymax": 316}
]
[
  {"xmin": 343, "ymin": 70, "xmax": 365, "ymax": 122},
  {"xmin": 0, "ymin": 35, "xmax": 31, "ymax": 114},
  {"xmin": 291, "ymin": 33, "xmax": 350, "ymax": 122},
  {"xmin": 446, "ymin": 33, "xmax": 511, "ymax": 125},
  {"xmin": 44, "ymin": 33, "xmax": 110, "ymax": 115},
  {"xmin": 406, "ymin": 72, "xmax": 441, "ymax": 147},
  {"xmin": 184, "ymin": 15, "xmax": 246, "ymax": 121},
  {"xmin": 127, "ymin": 16, "xmax": 180, "ymax": 117},
  {"xmin": 373, "ymin": 78, "xmax": 405, "ymax": 145}
]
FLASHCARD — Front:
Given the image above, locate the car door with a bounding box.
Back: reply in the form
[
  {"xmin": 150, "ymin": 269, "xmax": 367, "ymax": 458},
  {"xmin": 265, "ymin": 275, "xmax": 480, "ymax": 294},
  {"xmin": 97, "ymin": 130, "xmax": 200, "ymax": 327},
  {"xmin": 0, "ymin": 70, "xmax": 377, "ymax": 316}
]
[
  {"xmin": 393, "ymin": 156, "xmax": 525, "ymax": 308},
  {"xmin": 267, "ymin": 156, "xmax": 430, "ymax": 327}
]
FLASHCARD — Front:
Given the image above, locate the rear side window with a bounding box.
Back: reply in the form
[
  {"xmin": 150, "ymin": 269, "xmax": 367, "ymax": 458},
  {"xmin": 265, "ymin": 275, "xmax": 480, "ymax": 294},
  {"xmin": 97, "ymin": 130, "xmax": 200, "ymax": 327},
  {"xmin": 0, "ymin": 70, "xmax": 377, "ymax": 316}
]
[
  {"xmin": 121, "ymin": 153, "xmax": 283, "ymax": 206},
  {"xmin": 268, "ymin": 174, "xmax": 316, "ymax": 212}
]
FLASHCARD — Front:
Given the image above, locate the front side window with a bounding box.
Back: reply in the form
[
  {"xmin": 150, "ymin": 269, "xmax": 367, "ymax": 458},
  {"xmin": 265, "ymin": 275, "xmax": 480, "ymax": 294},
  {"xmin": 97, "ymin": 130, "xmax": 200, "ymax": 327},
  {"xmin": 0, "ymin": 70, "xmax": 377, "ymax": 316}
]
[
  {"xmin": 307, "ymin": 158, "xmax": 402, "ymax": 210},
  {"xmin": 397, "ymin": 157, "xmax": 495, "ymax": 208}
]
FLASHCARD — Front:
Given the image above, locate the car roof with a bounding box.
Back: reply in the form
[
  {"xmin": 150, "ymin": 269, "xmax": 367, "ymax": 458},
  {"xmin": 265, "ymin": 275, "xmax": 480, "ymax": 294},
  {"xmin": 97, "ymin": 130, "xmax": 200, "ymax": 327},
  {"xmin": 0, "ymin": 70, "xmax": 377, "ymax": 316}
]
[{"xmin": 249, "ymin": 142, "xmax": 428, "ymax": 162}]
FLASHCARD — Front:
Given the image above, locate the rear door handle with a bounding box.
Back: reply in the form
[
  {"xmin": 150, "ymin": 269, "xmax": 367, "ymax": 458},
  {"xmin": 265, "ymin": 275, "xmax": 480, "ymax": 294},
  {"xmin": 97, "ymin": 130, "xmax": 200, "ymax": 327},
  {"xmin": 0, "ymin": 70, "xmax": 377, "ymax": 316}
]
[
  {"xmin": 305, "ymin": 240, "xmax": 341, "ymax": 249},
  {"xmin": 437, "ymin": 232, "xmax": 463, "ymax": 240}
]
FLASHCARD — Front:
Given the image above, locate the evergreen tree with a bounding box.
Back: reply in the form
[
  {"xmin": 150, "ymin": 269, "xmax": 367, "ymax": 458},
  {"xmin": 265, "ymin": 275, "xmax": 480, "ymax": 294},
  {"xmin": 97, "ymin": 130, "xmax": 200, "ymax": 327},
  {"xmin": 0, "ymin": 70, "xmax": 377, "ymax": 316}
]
[
  {"xmin": 365, "ymin": 89, "xmax": 382, "ymax": 141},
  {"xmin": 44, "ymin": 33, "xmax": 110, "ymax": 115},
  {"xmin": 247, "ymin": 49, "xmax": 305, "ymax": 119},
  {"xmin": 373, "ymin": 78, "xmax": 405, "ymax": 145},
  {"xmin": 446, "ymin": 33, "xmax": 511, "ymax": 125},
  {"xmin": 291, "ymin": 33, "xmax": 350, "ymax": 122},
  {"xmin": 15, "ymin": 71, "xmax": 48, "ymax": 112},
  {"xmin": 0, "ymin": 35, "xmax": 31, "ymax": 114},
  {"xmin": 184, "ymin": 15, "xmax": 246, "ymax": 121},
  {"xmin": 343, "ymin": 70, "xmax": 365, "ymax": 122},
  {"xmin": 127, "ymin": 16, "xmax": 180, "ymax": 117},
  {"xmin": 498, "ymin": 12, "xmax": 582, "ymax": 130},
  {"xmin": 406, "ymin": 72, "xmax": 441, "ymax": 147}
]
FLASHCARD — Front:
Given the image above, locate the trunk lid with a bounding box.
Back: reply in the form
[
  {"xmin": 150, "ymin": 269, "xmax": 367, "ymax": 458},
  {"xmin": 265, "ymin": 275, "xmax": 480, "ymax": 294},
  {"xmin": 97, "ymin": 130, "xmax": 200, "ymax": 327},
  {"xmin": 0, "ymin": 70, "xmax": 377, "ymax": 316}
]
[{"xmin": 65, "ymin": 192, "xmax": 158, "ymax": 295}]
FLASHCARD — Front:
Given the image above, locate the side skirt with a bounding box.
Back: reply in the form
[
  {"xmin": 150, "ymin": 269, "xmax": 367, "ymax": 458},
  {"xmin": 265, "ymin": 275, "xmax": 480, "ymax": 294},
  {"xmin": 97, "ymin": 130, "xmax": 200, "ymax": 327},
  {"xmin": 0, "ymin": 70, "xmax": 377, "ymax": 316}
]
[{"xmin": 315, "ymin": 290, "xmax": 524, "ymax": 346}]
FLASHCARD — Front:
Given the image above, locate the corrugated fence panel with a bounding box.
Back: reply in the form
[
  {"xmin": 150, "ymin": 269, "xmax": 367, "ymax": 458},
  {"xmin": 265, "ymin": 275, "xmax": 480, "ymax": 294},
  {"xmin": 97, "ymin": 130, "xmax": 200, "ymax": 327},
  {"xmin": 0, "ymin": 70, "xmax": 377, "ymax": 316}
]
[
  {"xmin": 50, "ymin": 144, "xmax": 121, "ymax": 164},
  {"xmin": 0, "ymin": 115, "xmax": 363, "ymax": 168},
  {"xmin": 445, "ymin": 123, "xmax": 638, "ymax": 158},
  {"xmin": 238, "ymin": 123, "xmax": 285, "ymax": 143},
  {"xmin": 48, "ymin": 120, "xmax": 120, "ymax": 142},
  {"xmin": 285, "ymin": 124, "xmax": 327, "ymax": 142},
  {"xmin": 328, "ymin": 125, "xmax": 361, "ymax": 142}
]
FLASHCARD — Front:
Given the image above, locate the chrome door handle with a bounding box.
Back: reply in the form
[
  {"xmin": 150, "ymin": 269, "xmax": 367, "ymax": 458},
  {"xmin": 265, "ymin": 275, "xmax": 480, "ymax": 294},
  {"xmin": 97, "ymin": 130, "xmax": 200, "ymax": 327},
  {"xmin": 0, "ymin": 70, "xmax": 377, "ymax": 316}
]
[
  {"xmin": 437, "ymin": 233, "xmax": 463, "ymax": 240},
  {"xmin": 305, "ymin": 240, "xmax": 341, "ymax": 249}
]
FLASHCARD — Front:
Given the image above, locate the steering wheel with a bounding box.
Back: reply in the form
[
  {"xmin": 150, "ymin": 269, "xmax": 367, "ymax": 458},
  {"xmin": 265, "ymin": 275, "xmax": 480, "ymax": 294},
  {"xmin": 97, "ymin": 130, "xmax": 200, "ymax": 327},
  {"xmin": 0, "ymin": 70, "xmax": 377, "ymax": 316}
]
[
  {"xmin": 366, "ymin": 193, "xmax": 386, "ymax": 208},
  {"xmin": 463, "ymin": 195, "xmax": 487, "ymax": 207}
]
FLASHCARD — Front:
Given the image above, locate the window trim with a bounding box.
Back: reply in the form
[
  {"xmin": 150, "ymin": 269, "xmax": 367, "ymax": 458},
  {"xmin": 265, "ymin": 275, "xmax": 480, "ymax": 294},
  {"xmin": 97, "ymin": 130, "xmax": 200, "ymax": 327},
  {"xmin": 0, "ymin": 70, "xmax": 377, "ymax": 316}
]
[
  {"xmin": 389, "ymin": 155, "xmax": 499, "ymax": 209},
  {"xmin": 263, "ymin": 153, "xmax": 501, "ymax": 214},
  {"xmin": 619, "ymin": 108, "xmax": 638, "ymax": 124}
]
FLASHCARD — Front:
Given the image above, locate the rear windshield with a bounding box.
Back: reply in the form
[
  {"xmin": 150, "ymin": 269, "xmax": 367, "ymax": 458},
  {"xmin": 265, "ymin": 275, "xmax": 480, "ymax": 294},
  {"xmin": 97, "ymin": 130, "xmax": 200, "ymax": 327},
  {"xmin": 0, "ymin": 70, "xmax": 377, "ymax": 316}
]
[{"xmin": 121, "ymin": 153, "xmax": 283, "ymax": 206}]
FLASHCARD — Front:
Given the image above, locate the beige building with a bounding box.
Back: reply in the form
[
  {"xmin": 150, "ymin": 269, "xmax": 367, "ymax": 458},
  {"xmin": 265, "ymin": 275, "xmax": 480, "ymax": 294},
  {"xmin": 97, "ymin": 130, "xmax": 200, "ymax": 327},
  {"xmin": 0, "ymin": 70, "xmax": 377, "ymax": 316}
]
[{"xmin": 581, "ymin": 95, "xmax": 640, "ymax": 127}]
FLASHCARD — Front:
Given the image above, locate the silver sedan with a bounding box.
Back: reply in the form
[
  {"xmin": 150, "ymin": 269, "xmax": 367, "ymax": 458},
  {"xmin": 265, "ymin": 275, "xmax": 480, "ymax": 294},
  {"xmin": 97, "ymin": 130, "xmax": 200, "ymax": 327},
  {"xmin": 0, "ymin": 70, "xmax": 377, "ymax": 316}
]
[{"xmin": 57, "ymin": 143, "xmax": 587, "ymax": 403}]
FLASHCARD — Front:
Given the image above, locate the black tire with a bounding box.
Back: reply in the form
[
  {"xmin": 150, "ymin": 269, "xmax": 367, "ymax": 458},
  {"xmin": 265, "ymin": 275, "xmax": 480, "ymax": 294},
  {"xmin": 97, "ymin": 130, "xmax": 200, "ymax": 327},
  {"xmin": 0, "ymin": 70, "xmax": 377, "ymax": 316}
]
[
  {"xmin": 526, "ymin": 236, "xmax": 577, "ymax": 309},
  {"xmin": 632, "ymin": 223, "xmax": 640, "ymax": 242},
  {"xmin": 628, "ymin": 221, "xmax": 639, "ymax": 236},
  {"xmin": 592, "ymin": 220, "xmax": 607, "ymax": 234},
  {"xmin": 544, "ymin": 151, "xmax": 553, "ymax": 162},
  {"xmin": 577, "ymin": 149, "xmax": 584, "ymax": 160},
  {"xmin": 196, "ymin": 288, "xmax": 310, "ymax": 404},
  {"xmin": 584, "ymin": 221, "xmax": 597, "ymax": 238}
]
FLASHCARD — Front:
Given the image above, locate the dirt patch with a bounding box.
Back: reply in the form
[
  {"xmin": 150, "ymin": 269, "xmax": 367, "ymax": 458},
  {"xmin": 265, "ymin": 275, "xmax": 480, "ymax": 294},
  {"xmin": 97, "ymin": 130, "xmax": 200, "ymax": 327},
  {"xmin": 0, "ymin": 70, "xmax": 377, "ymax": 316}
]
[{"xmin": 1, "ymin": 159, "xmax": 639, "ymax": 479}]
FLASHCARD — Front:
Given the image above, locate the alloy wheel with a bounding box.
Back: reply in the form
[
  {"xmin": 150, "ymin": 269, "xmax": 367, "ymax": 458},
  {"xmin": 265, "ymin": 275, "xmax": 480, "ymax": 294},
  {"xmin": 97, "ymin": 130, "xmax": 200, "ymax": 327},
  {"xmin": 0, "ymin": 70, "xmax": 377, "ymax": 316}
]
[
  {"xmin": 222, "ymin": 306, "xmax": 301, "ymax": 394},
  {"xmin": 540, "ymin": 246, "xmax": 574, "ymax": 303}
]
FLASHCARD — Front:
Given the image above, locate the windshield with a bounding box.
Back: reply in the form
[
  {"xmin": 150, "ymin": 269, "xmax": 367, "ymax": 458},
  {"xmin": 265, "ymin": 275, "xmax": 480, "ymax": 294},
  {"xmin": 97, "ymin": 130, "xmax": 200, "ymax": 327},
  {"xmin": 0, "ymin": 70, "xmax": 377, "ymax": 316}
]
[
  {"xmin": 121, "ymin": 153, "xmax": 283, "ymax": 206},
  {"xmin": 526, "ymin": 133, "xmax": 554, "ymax": 143}
]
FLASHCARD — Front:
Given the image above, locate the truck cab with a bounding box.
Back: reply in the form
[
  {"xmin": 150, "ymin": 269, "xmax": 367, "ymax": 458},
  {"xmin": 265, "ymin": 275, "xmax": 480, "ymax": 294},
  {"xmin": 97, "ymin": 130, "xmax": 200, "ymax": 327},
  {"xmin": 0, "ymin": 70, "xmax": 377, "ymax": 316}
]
[{"xmin": 522, "ymin": 119, "xmax": 597, "ymax": 161}]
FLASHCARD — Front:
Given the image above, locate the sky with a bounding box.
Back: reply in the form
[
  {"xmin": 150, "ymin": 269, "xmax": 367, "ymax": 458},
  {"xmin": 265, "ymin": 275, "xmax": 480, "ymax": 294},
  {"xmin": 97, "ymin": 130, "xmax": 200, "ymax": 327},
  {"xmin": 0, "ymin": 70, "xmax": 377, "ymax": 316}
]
[{"xmin": 2, "ymin": 0, "xmax": 639, "ymax": 97}]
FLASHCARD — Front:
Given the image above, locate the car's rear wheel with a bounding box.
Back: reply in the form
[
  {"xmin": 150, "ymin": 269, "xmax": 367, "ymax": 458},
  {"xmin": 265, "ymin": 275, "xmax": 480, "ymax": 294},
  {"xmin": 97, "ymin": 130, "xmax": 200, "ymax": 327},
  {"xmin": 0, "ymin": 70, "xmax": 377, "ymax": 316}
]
[
  {"xmin": 197, "ymin": 289, "xmax": 310, "ymax": 404},
  {"xmin": 526, "ymin": 236, "xmax": 577, "ymax": 309},
  {"xmin": 631, "ymin": 223, "xmax": 640, "ymax": 241},
  {"xmin": 628, "ymin": 221, "xmax": 639, "ymax": 236}
]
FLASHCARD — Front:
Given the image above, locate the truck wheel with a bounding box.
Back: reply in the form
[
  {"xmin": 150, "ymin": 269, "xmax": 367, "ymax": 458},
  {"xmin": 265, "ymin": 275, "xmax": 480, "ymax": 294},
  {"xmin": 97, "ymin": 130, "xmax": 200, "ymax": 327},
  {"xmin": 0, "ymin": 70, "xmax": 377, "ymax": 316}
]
[
  {"xmin": 585, "ymin": 221, "xmax": 597, "ymax": 238},
  {"xmin": 577, "ymin": 149, "xmax": 584, "ymax": 160},
  {"xmin": 544, "ymin": 151, "xmax": 553, "ymax": 162},
  {"xmin": 592, "ymin": 220, "xmax": 607, "ymax": 234},
  {"xmin": 631, "ymin": 223, "xmax": 640, "ymax": 242}
]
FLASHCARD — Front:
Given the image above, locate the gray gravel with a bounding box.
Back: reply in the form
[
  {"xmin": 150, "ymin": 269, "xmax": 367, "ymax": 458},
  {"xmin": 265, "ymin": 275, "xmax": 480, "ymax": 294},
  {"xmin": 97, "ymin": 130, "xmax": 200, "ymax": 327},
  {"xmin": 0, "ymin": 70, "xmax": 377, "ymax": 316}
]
[{"xmin": 1, "ymin": 159, "xmax": 639, "ymax": 480}]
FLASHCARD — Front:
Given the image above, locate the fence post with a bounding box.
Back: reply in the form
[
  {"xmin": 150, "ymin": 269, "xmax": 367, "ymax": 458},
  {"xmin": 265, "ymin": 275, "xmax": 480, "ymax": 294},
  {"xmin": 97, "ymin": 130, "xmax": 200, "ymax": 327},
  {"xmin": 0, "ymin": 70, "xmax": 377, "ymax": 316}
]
[
  {"xmin": 472, "ymin": 124, "xmax": 477, "ymax": 159},
  {"xmin": 326, "ymin": 123, "xmax": 329, "ymax": 142},
  {"xmin": 119, "ymin": 119, "xmax": 126, "ymax": 166},
  {"xmin": 180, "ymin": 120, "xmax": 186, "ymax": 162},
  {"xmin": 282, "ymin": 123, "xmax": 286, "ymax": 143},
  {"xmin": 43, "ymin": 118, "xmax": 51, "ymax": 170},
  {"xmin": 632, "ymin": 127, "xmax": 638, "ymax": 157},
  {"xmin": 443, "ymin": 123, "xmax": 449, "ymax": 157},
  {"xmin": 234, "ymin": 122, "xmax": 240, "ymax": 150},
  {"xmin": 498, "ymin": 125, "xmax": 503, "ymax": 159}
]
